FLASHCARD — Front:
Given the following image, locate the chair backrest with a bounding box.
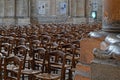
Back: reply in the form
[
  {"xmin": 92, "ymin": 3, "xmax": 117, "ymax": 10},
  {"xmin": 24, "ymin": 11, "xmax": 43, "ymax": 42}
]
[
  {"xmin": 61, "ymin": 43, "xmax": 77, "ymax": 68},
  {"xmin": 46, "ymin": 42, "xmax": 58, "ymax": 52},
  {"xmin": 0, "ymin": 53, "xmax": 3, "ymax": 79},
  {"xmin": 30, "ymin": 40, "xmax": 41, "ymax": 50},
  {"xmin": 13, "ymin": 45, "xmax": 27, "ymax": 68},
  {"xmin": 46, "ymin": 50, "xmax": 66, "ymax": 80},
  {"xmin": 41, "ymin": 35, "xmax": 51, "ymax": 43},
  {"xmin": 71, "ymin": 40, "xmax": 80, "ymax": 48},
  {"xmin": 40, "ymin": 35, "xmax": 51, "ymax": 49},
  {"xmin": 32, "ymin": 48, "xmax": 46, "ymax": 71},
  {"xmin": 61, "ymin": 43, "xmax": 75, "ymax": 53},
  {"xmin": 1, "ymin": 43, "xmax": 11, "ymax": 57},
  {"xmin": 4, "ymin": 56, "xmax": 23, "ymax": 80}
]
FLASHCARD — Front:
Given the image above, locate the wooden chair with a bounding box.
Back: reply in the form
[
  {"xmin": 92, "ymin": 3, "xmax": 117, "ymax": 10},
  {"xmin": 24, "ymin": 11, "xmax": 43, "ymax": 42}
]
[
  {"xmin": 4, "ymin": 56, "xmax": 23, "ymax": 80},
  {"xmin": 40, "ymin": 35, "xmax": 51, "ymax": 50},
  {"xmin": 29, "ymin": 40, "xmax": 41, "ymax": 51},
  {"xmin": 71, "ymin": 40, "xmax": 80, "ymax": 61},
  {"xmin": 35, "ymin": 50, "xmax": 68, "ymax": 80},
  {"xmin": 57, "ymin": 43, "xmax": 76, "ymax": 79},
  {"xmin": 13, "ymin": 45, "xmax": 28, "ymax": 67},
  {"xmin": 61, "ymin": 43, "xmax": 80, "ymax": 71},
  {"xmin": 14, "ymin": 45, "xmax": 40, "ymax": 80},
  {"xmin": 32, "ymin": 48, "xmax": 46, "ymax": 71},
  {"xmin": 1, "ymin": 43, "xmax": 12, "ymax": 57},
  {"xmin": 46, "ymin": 42, "xmax": 58, "ymax": 53},
  {"xmin": 0, "ymin": 53, "xmax": 3, "ymax": 80}
]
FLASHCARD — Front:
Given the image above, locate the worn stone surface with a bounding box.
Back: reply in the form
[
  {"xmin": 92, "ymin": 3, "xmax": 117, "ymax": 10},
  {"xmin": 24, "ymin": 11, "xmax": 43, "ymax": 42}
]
[
  {"xmin": 91, "ymin": 59, "xmax": 120, "ymax": 80},
  {"xmin": 80, "ymin": 38, "xmax": 103, "ymax": 64}
]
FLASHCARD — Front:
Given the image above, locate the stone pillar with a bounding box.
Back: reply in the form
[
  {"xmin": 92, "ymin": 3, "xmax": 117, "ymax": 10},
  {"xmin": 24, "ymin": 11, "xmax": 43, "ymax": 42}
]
[
  {"xmin": 3, "ymin": 0, "xmax": 15, "ymax": 25},
  {"xmin": 76, "ymin": 0, "xmax": 85, "ymax": 17},
  {"xmin": 4, "ymin": 0, "xmax": 15, "ymax": 17},
  {"xmin": 74, "ymin": 37, "xmax": 104, "ymax": 80},
  {"xmin": 0, "ymin": 0, "xmax": 4, "ymax": 24},
  {"xmin": 91, "ymin": 1, "xmax": 120, "ymax": 80},
  {"xmin": 16, "ymin": 0, "xmax": 29, "ymax": 17},
  {"xmin": 72, "ymin": 0, "xmax": 86, "ymax": 24},
  {"xmin": 50, "ymin": 0, "xmax": 56, "ymax": 16},
  {"xmin": 30, "ymin": 0, "xmax": 37, "ymax": 24},
  {"xmin": 68, "ymin": 0, "xmax": 71, "ymax": 16},
  {"xmin": 0, "ymin": 0, "xmax": 30, "ymax": 25},
  {"xmin": 71, "ymin": 0, "xmax": 77, "ymax": 17},
  {"xmin": 16, "ymin": 0, "xmax": 30, "ymax": 25},
  {"xmin": 103, "ymin": 0, "xmax": 120, "ymax": 32},
  {"xmin": 31, "ymin": 0, "xmax": 50, "ymax": 23}
]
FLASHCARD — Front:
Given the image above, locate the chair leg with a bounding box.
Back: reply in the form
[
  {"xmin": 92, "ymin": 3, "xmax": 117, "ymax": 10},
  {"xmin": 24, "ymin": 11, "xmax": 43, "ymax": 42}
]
[
  {"xmin": 68, "ymin": 69, "xmax": 72, "ymax": 80},
  {"xmin": 22, "ymin": 74, "xmax": 24, "ymax": 80},
  {"xmin": 0, "ymin": 72, "xmax": 2, "ymax": 80},
  {"xmin": 28, "ymin": 74, "xmax": 33, "ymax": 80}
]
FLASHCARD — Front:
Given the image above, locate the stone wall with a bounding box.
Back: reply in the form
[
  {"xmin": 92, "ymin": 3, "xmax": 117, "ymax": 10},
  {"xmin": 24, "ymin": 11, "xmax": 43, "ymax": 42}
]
[
  {"xmin": 0, "ymin": 0, "xmax": 102, "ymax": 25},
  {"xmin": 71, "ymin": 0, "xmax": 87, "ymax": 24},
  {"xmin": 31, "ymin": 0, "xmax": 68, "ymax": 24},
  {"xmin": 0, "ymin": 0, "xmax": 30, "ymax": 25},
  {"xmin": 87, "ymin": 0, "xmax": 102, "ymax": 22}
]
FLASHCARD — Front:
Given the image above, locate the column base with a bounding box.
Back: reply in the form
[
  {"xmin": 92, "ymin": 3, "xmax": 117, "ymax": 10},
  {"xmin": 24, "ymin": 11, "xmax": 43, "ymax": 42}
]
[
  {"xmin": 3, "ymin": 18, "xmax": 15, "ymax": 25},
  {"xmin": 0, "ymin": 18, "xmax": 30, "ymax": 25},
  {"xmin": 0, "ymin": 19, "xmax": 3, "ymax": 25},
  {"xmin": 17, "ymin": 18, "xmax": 30, "ymax": 25},
  {"xmin": 73, "ymin": 17, "xmax": 86, "ymax": 24}
]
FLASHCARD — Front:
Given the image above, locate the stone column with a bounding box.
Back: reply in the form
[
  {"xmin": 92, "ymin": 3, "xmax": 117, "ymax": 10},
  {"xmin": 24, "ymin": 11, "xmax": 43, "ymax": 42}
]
[
  {"xmin": 3, "ymin": 0, "xmax": 15, "ymax": 25},
  {"xmin": 74, "ymin": 38, "xmax": 103, "ymax": 80},
  {"xmin": 4, "ymin": 0, "xmax": 15, "ymax": 17},
  {"xmin": 68, "ymin": 0, "xmax": 71, "ymax": 16},
  {"xmin": 72, "ymin": 0, "xmax": 86, "ymax": 24},
  {"xmin": 0, "ymin": 0, "xmax": 4, "ymax": 24},
  {"xmin": 103, "ymin": 0, "xmax": 120, "ymax": 32},
  {"xmin": 71, "ymin": 0, "xmax": 77, "ymax": 17},
  {"xmin": 16, "ymin": 0, "xmax": 30, "ymax": 25},
  {"xmin": 50, "ymin": 0, "xmax": 56, "ymax": 16},
  {"xmin": 16, "ymin": 0, "xmax": 29, "ymax": 17},
  {"xmin": 76, "ymin": 0, "xmax": 85, "ymax": 17},
  {"xmin": 91, "ymin": 1, "xmax": 120, "ymax": 80}
]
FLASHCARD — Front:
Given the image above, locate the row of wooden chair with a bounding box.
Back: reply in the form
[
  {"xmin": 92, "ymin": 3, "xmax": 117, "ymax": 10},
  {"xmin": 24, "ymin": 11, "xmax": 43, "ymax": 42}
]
[
  {"xmin": 0, "ymin": 49, "xmax": 71, "ymax": 80},
  {"xmin": 0, "ymin": 23, "xmax": 101, "ymax": 80}
]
